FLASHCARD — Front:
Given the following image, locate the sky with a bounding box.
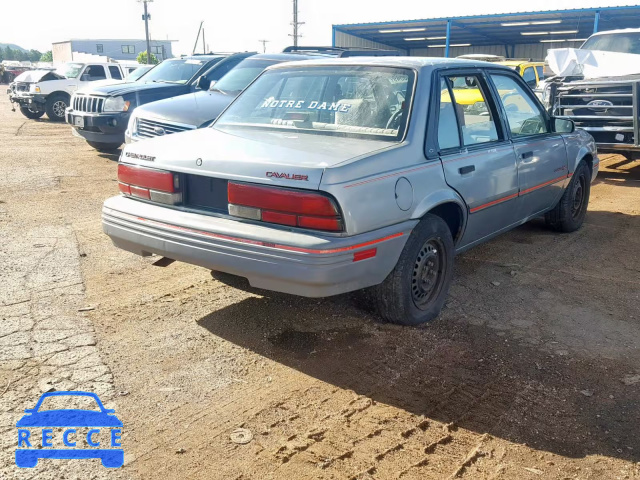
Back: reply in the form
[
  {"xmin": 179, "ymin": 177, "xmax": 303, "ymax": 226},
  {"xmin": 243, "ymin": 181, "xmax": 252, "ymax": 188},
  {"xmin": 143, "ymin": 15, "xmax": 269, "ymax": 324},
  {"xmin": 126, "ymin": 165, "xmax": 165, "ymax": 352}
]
[{"xmin": 2, "ymin": 0, "xmax": 637, "ymax": 55}]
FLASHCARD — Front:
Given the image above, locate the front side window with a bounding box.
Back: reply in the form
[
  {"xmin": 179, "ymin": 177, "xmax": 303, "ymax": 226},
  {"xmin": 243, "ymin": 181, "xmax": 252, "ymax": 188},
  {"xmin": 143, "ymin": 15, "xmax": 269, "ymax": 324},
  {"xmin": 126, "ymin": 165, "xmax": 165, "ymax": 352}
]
[
  {"xmin": 446, "ymin": 75, "xmax": 499, "ymax": 146},
  {"xmin": 121, "ymin": 45, "xmax": 135, "ymax": 54},
  {"xmin": 84, "ymin": 65, "xmax": 106, "ymax": 80},
  {"xmin": 490, "ymin": 74, "xmax": 548, "ymax": 137},
  {"xmin": 215, "ymin": 66, "xmax": 415, "ymax": 141},
  {"xmin": 522, "ymin": 67, "xmax": 537, "ymax": 87}
]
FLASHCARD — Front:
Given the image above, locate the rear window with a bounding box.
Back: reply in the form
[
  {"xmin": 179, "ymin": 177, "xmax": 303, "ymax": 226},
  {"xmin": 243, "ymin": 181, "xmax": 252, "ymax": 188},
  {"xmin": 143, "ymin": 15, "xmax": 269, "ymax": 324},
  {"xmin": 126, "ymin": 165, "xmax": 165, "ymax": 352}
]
[{"xmin": 214, "ymin": 66, "xmax": 415, "ymax": 141}]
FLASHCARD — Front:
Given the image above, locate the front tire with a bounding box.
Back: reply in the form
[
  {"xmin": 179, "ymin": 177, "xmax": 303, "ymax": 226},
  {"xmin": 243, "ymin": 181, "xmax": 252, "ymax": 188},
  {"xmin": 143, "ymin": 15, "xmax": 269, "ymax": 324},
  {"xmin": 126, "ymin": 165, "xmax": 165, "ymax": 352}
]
[
  {"xmin": 86, "ymin": 141, "xmax": 122, "ymax": 153},
  {"xmin": 19, "ymin": 106, "xmax": 44, "ymax": 119},
  {"xmin": 45, "ymin": 93, "xmax": 69, "ymax": 121},
  {"xmin": 372, "ymin": 214, "xmax": 455, "ymax": 326},
  {"xmin": 545, "ymin": 160, "xmax": 591, "ymax": 233}
]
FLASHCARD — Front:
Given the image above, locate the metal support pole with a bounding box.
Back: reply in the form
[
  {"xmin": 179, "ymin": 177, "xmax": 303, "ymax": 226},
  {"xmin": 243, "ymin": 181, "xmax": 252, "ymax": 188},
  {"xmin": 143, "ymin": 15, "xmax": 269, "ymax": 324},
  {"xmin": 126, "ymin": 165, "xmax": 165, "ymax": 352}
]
[
  {"xmin": 192, "ymin": 21, "xmax": 203, "ymax": 55},
  {"xmin": 445, "ymin": 20, "xmax": 451, "ymax": 58},
  {"xmin": 593, "ymin": 10, "xmax": 600, "ymax": 34},
  {"xmin": 202, "ymin": 28, "xmax": 206, "ymax": 54},
  {"xmin": 143, "ymin": 1, "xmax": 151, "ymax": 64},
  {"xmin": 293, "ymin": 0, "xmax": 298, "ymax": 47}
]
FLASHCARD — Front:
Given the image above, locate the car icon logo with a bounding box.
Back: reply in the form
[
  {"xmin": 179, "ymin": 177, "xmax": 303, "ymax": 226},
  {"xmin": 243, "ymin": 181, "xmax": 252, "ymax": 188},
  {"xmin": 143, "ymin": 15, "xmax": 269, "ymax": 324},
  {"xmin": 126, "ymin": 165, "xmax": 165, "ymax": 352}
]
[
  {"xmin": 153, "ymin": 126, "xmax": 166, "ymax": 136},
  {"xmin": 15, "ymin": 391, "xmax": 124, "ymax": 468}
]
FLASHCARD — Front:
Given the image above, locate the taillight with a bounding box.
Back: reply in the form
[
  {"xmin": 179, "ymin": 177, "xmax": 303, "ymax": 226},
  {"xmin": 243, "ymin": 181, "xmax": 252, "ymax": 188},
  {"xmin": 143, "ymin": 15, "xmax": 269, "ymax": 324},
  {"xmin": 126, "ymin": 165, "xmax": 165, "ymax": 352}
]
[
  {"xmin": 117, "ymin": 163, "xmax": 181, "ymax": 205},
  {"xmin": 228, "ymin": 182, "xmax": 343, "ymax": 232}
]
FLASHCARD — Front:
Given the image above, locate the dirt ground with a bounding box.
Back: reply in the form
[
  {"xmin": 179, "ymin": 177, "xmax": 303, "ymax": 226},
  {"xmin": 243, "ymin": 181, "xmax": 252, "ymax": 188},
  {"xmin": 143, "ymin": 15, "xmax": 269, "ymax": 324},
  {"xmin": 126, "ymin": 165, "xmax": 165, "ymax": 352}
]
[{"xmin": 1, "ymin": 93, "xmax": 639, "ymax": 479}]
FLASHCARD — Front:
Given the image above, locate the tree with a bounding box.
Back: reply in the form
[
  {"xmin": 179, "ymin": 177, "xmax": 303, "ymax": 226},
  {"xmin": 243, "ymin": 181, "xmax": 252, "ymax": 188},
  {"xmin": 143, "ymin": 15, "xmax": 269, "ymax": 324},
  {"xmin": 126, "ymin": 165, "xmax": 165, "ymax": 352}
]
[
  {"xmin": 28, "ymin": 49, "xmax": 42, "ymax": 62},
  {"xmin": 136, "ymin": 51, "xmax": 159, "ymax": 65},
  {"xmin": 4, "ymin": 46, "xmax": 15, "ymax": 61},
  {"xmin": 40, "ymin": 51, "xmax": 53, "ymax": 62}
]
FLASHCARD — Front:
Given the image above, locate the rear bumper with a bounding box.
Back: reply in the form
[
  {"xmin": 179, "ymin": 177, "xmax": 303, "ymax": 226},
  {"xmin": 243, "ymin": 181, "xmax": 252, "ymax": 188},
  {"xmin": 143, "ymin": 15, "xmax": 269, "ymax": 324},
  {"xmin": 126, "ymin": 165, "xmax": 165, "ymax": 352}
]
[
  {"xmin": 102, "ymin": 195, "xmax": 414, "ymax": 297},
  {"xmin": 66, "ymin": 109, "xmax": 128, "ymax": 144}
]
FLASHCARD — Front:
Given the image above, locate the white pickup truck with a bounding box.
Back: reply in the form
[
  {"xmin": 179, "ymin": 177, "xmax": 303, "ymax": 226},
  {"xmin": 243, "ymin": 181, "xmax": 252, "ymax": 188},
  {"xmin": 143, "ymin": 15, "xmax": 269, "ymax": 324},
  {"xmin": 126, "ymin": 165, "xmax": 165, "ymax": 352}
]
[{"xmin": 8, "ymin": 62, "xmax": 128, "ymax": 121}]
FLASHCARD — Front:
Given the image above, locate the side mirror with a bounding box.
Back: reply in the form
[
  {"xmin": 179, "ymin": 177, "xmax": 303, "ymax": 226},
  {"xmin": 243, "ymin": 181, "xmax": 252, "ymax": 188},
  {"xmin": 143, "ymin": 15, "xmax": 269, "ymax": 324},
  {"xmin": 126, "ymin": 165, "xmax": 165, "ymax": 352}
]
[
  {"xmin": 196, "ymin": 76, "xmax": 211, "ymax": 91},
  {"xmin": 81, "ymin": 74, "xmax": 90, "ymax": 82},
  {"xmin": 553, "ymin": 117, "xmax": 575, "ymax": 133}
]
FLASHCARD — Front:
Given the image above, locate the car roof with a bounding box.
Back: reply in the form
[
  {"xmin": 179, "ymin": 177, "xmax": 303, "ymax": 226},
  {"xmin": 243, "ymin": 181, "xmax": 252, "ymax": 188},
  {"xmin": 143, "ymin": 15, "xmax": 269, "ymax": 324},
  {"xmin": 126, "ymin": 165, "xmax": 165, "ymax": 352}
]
[
  {"xmin": 590, "ymin": 28, "xmax": 640, "ymax": 36},
  {"xmin": 498, "ymin": 60, "xmax": 544, "ymax": 66},
  {"xmin": 241, "ymin": 52, "xmax": 323, "ymax": 62},
  {"xmin": 266, "ymin": 56, "xmax": 516, "ymax": 71}
]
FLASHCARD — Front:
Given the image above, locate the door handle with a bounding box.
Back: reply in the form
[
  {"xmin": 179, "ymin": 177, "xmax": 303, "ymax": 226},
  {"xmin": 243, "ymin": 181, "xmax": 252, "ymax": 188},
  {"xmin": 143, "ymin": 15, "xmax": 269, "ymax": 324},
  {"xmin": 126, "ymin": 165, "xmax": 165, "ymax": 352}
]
[
  {"xmin": 521, "ymin": 151, "xmax": 534, "ymax": 159},
  {"xmin": 459, "ymin": 165, "xmax": 475, "ymax": 175}
]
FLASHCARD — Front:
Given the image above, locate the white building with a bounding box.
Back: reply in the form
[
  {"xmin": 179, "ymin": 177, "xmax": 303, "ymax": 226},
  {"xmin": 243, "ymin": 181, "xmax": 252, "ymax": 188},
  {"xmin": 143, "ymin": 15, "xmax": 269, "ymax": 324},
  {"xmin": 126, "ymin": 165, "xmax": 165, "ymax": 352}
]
[{"xmin": 52, "ymin": 39, "xmax": 175, "ymax": 64}]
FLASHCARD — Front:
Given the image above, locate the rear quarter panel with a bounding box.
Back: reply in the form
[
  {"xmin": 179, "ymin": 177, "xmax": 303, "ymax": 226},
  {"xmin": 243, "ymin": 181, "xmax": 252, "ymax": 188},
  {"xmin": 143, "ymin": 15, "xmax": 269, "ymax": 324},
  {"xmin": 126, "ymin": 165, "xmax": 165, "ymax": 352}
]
[{"xmin": 563, "ymin": 129, "xmax": 599, "ymax": 179}]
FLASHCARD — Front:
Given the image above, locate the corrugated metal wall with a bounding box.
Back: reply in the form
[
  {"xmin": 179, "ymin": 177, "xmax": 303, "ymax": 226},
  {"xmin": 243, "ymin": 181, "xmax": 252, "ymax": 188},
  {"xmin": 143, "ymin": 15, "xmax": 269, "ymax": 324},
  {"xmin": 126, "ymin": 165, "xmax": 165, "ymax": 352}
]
[
  {"xmin": 334, "ymin": 31, "xmax": 405, "ymax": 53},
  {"xmin": 336, "ymin": 31, "xmax": 572, "ymax": 61}
]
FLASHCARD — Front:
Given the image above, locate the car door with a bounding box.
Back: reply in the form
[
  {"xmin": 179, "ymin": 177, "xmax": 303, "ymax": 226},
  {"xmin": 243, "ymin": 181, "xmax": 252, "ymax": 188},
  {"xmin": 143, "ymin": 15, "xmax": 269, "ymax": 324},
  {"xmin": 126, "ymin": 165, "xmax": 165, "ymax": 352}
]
[
  {"xmin": 77, "ymin": 65, "xmax": 106, "ymax": 89},
  {"xmin": 435, "ymin": 72, "xmax": 520, "ymax": 247},
  {"xmin": 487, "ymin": 71, "xmax": 568, "ymax": 218}
]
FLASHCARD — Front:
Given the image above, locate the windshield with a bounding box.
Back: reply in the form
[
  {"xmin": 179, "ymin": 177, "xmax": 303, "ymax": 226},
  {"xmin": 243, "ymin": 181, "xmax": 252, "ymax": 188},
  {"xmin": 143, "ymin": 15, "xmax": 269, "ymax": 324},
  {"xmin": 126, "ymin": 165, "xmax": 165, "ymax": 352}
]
[
  {"xmin": 126, "ymin": 66, "xmax": 153, "ymax": 81},
  {"xmin": 54, "ymin": 63, "xmax": 84, "ymax": 79},
  {"xmin": 141, "ymin": 58, "xmax": 220, "ymax": 84},
  {"xmin": 215, "ymin": 66, "xmax": 415, "ymax": 141},
  {"xmin": 213, "ymin": 58, "xmax": 277, "ymax": 95},
  {"xmin": 37, "ymin": 395, "xmax": 101, "ymax": 412},
  {"xmin": 581, "ymin": 32, "xmax": 640, "ymax": 54}
]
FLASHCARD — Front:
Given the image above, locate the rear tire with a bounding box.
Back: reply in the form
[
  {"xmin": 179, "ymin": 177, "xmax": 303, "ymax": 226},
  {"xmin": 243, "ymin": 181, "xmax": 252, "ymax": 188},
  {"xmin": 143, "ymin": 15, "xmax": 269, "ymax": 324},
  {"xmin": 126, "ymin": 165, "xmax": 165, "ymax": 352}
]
[
  {"xmin": 19, "ymin": 106, "xmax": 44, "ymax": 119},
  {"xmin": 545, "ymin": 160, "xmax": 590, "ymax": 233},
  {"xmin": 45, "ymin": 93, "xmax": 69, "ymax": 121},
  {"xmin": 371, "ymin": 214, "xmax": 455, "ymax": 326},
  {"xmin": 87, "ymin": 141, "xmax": 122, "ymax": 153}
]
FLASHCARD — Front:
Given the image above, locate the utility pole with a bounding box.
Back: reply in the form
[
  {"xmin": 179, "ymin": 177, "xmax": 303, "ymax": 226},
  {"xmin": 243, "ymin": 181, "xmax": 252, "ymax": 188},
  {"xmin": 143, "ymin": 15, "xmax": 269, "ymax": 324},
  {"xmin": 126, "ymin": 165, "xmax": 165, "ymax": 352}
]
[
  {"xmin": 138, "ymin": 0, "xmax": 153, "ymax": 64},
  {"xmin": 289, "ymin": 0, "xmax": 304, "ymax": 47},
  {"xmin": 202, "ymin": 27, "xmax": 206, "ymax": 54},
  {"xmin": 258, "ymin": 39, "xmax": 269, "ymax": 53},
  {"xmin": 192, "ymin": 21, "xmax": 204, "ymax": 55}
]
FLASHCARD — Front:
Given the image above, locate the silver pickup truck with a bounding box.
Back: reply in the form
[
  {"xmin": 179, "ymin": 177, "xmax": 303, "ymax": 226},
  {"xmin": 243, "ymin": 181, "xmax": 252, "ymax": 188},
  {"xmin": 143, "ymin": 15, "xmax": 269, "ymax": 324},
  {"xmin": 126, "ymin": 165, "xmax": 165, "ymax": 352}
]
[{"xmin": 102, "ymin": 57, "xmax": 598, "ymax": 325}]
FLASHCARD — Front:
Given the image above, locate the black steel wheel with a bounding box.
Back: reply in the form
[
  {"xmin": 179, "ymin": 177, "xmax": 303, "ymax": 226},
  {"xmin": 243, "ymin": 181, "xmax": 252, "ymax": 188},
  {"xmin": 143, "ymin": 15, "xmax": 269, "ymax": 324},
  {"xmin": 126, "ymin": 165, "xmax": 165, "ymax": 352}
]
[{"xmin": 545, "ymin": 160, "xmax": 591, "ymax": 233}]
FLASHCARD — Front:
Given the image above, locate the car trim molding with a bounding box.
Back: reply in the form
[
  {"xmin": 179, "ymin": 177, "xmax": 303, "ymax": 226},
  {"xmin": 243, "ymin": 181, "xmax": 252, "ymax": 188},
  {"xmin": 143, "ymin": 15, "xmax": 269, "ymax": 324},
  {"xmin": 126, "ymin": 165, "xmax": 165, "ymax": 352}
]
[
  {"xmin": 344, "ymin": 163, "xmax": 440, "ymax": 188},
  {"xmin": 119, "ymin": 211, "xmax": 404, "ymax": 254},
  {"xmin": 470, "ymin": 174, "xmax": 569, "ymax": 214}
]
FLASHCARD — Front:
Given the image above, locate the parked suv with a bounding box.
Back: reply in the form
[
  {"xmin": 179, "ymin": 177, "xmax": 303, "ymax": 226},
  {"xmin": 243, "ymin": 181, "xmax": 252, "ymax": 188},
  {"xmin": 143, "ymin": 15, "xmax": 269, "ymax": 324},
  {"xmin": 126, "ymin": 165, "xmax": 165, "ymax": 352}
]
[
  {"xmin": 9, "ymin": 62, "xmax": 125, "ymax": 121},
  {"xmin": 66, "ymin": 53, "xmax": 255, "ymax": 152},
  {"xmin": 103, "ymin": 58, "xmax": 598, "ymax": 325}
]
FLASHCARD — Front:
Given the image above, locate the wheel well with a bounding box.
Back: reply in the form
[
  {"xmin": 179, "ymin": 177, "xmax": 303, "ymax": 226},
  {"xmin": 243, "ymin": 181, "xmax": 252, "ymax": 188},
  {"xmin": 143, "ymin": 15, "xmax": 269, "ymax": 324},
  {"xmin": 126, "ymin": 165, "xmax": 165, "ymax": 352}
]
[
  {"xmin": 426, "ymin": 202, "xmax": 463, "ymax": 243},
  {"xmin": 581, "ymin": 154, "xmax": 593, "ymax": 176},
  {"xmin": 49, "ymin": 91, "xmax": 70, "ymax": 102}
]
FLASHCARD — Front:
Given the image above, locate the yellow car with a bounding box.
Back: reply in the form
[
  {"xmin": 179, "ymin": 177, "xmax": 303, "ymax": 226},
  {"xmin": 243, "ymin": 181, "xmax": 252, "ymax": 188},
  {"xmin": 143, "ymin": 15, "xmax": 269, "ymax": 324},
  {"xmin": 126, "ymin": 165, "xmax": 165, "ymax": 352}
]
[
  {"xmin": 445, "ymin": 61, "xmax": 547, "ymax": 114},
  {"xmin": 498, "ymin": 60, "xmax": 546, "ymax": 89}
]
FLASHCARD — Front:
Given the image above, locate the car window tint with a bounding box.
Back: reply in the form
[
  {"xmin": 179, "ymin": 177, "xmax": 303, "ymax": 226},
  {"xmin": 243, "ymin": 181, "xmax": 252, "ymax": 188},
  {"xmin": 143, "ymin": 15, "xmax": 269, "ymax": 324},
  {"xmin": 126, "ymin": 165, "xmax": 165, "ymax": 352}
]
[
  {"xmin": 437, "ymin": 78, "xmax": 460, "ymax": 150},
  {"xmin": 522, "ymin": 67, "xmax": 536, "ymax": 87},
  {"xmin": 535, "ymin": 65, "xmax": 544, "ymax": 80},
  {"xmin": 85, "ymin": 65, "xmax": 106, "ymax": 80},
  {"xmin": 108, "ymin": 66, "xmax": 122, "ymax": 80},
  {"xmin": 446, "ymin": 75, "xmax": 499, "ymax": 146},
  {"xmin": 490, "ymin": 74, "xmax": 549, "ymax": 137}
]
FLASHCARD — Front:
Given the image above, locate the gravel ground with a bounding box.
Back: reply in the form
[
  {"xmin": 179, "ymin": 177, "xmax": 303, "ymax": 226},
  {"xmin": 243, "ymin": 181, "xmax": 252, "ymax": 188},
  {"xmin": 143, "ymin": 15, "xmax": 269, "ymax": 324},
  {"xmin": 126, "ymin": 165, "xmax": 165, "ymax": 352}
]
[{"xmin": 0, "ymin": 93, "xmax": 639, "ymax": 479}]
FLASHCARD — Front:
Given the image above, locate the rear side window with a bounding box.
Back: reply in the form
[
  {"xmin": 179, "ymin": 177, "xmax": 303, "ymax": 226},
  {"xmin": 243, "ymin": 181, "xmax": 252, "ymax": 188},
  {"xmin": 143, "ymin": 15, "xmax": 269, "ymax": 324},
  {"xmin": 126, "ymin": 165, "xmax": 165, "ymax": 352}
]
[
  {"xmin": 443, "ymin": 75, "xmax": 499, "ymax": 147},
  {"xmin": 108, "ymin": 66, "xmax": 122, "ymax": 80},
  {"xmin": 437, "ymin": 78, "xmax": 460, "ymax": 150}
]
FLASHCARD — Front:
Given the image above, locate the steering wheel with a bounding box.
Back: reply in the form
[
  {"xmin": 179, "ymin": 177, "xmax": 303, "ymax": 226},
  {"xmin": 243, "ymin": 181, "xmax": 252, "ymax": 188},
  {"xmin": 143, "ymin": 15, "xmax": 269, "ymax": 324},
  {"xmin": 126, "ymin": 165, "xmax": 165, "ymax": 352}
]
[{"xmin": 386, "ymin": 109, "xmax": 403, "ymax": 130}]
